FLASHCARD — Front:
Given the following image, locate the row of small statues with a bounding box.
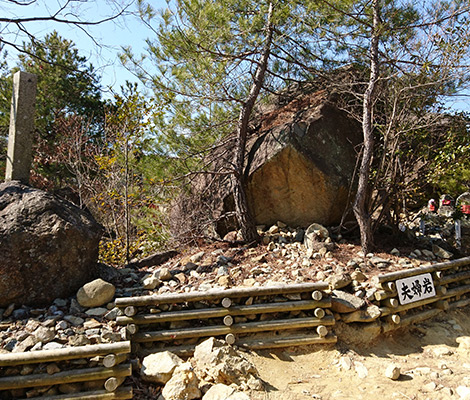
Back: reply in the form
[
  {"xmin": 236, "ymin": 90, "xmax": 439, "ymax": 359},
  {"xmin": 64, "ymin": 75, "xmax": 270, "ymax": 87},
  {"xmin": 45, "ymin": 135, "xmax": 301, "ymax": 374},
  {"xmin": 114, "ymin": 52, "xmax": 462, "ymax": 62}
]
[{"xmin": 428, "ymin": 192, "xmax": 470, "ymax": 217}]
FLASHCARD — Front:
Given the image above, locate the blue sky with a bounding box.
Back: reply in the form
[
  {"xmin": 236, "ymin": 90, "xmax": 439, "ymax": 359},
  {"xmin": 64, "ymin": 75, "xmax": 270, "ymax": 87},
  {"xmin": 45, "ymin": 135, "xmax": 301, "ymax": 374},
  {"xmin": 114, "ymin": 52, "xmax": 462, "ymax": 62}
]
[{"xmin": 1, "ymin": 0, "xmax": 165, "ymax": 97}]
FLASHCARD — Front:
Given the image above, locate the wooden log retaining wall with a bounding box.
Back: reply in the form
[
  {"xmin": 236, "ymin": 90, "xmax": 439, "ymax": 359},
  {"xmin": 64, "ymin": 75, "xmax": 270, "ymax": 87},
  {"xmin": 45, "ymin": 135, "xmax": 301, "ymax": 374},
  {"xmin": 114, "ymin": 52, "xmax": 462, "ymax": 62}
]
[
  {"xmin": 369, "ymin": 256, "xmax": 470, "ymax": 332},
  {"xmin": 0, "ymin": 342, "xmax": 132, "ymax": 400},
  {"xmin": 115, "ymin": 283, "xmax": 336, "ymax": 356}
]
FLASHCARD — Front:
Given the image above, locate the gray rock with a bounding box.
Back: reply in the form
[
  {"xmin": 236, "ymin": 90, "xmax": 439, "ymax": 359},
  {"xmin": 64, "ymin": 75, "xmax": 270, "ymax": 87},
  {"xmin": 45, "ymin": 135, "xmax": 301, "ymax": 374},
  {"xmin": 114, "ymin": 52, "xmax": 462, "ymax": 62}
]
[
  {"xmin": 158, "ymin": 268, "xmax": 172, "ymax": 281},
  {"xmin": 331, "ymin": 290, "xmax": 365, "ymax": 313},
  {"xmin": 432, "ymin": 244, "xmax": 453, "ymax": 259},
  {"xmin": 64, "ymin": 315, "xmax": 84, "ymax": 326},
  {"xmin": 34, "ymin": 326, "xmax": 56, "ymax": 344},
  {"xmin": 202, "ymin": 384, "xmax": 235, "ymax": 400},
  {"xmin": 76, "ymin": 279, "xmax": 115, "ymax": 308},
  {"xmin": 85, "ymin": 307, "xmax": 108, "ymax": 317},
  {"xmin": 0, "ymin": 181, "xmax": 102, "ymax": 307}
]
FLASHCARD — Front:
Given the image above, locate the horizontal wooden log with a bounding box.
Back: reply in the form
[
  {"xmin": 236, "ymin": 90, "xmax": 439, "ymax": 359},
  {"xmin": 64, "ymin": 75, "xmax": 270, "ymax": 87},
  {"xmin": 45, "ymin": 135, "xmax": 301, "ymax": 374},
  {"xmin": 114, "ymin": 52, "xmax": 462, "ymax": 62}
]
[
  {"xmin": 116, "ymin": 299, "xmax": 331, "ymax": 325},
  {"xmin": 449, "ymin": 297, "xmax": 470, "ymax": 309},
  {"xmin": 379, "ymin": 282, "xmax": 396, "ymax": 292},
  {"xmin": 373, "ymin": 256, "xmax": 470, "ymax": 284},
  {"xmin": 381, "ymin": 298, "xmax": 399, "ymax": 308},
  {"xmin": 24, "ymin": 386, "xmax": 133, "ymax": 400},
  {"xmin": 0, "ymin": 364, "xmax": 131, "ymax": 390},
  {"xmin": 379, "ymin": 295, "xmax": 442, "ymax": 316},
  {"xmin": 133, "ymin": 315, "xmax": 335, "ymax": 343},
  {"xmin": 440, "ymin": 270, "xmax": 470, "ymax": 286},
  {"xmin": 115, "ymin": 282, "xmax": 329, "ymax": 307},
  {"xmin": 441, "ymin": 284, "xmax": 470, "ymax": 301},
  {"xmin": 382, "ymin": 308, "xmax": 442, "ymax": 333},
  {"xmin": 0, "ymin": 342, "xmax": 131, "ymax": 367},
  {"xmin": 138, "ymin": 334, "xmax": 338, "ymax": 357},
  {"xmin": 238, "ymin": 334, "xmax": 337, "ymax": 349},
  {"xmin": 374, "ymin": 289, "xmax": 397, "ymax": 301}
]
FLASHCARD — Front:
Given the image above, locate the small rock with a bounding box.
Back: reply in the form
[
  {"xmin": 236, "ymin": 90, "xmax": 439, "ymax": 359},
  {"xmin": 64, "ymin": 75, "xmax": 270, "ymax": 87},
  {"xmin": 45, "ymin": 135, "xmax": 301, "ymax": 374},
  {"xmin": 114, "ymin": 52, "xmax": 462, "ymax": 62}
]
[
  {"xmin": 327, "ymin": 274, "xmax": 352, "ymax": 290},
  {"xmin": 3, "ymin": 304, "xmax": 15, "ymax": 318},
  {"xmin": 457, "ymin": 336, "xmax": 470, "ymax": 349},
  {"xmin": 76, "ymin": 279, "xmax": 115, "ymax": 308},
  {"xmin": 104, "ymin": 307, "xmax": 122, "ymax": 321},
  {"xmin": 161, "ymin": 362, "xmax": 201, "ymax": 400},
  {"xmin": 190, "ymin": 251, "xmax": 205, "ymax": 263},
  {"xmin": 85, "ymin": 307, "xmax": 108, "ymax": 317},
  {"xmin": 63, "ymin": 315, "xmax": 84, "ymax": 326},
  {"xmin": 218, "ymin": 276, "xmax": 230, "ymax": 287},
  {"xmin": 351, "ymin": 269, "xmax": 367, "ymax": 282},
  {"xmin": 432, "ymin": 244, "xmax": 453, "ymax": 259},
  {"xmin": 33, "ymin": 327, "xmax": 55, "ymax": 344},
  {"xmin": 142, "ymin": 273, "xmax": 161, "ymax": 290},
  {"xmin": 43, "ymin": 342, "xmax": 64, "ymax": 350},
  {"xmin": 384, "ymin": 364, "xmax": 401, "ymax": 380},
  {"xmin": 339, "ymin": 357, "xmax": 352, "ymax": 371},
  {"xmin": 354, "ymin": 361, "xmax": 368, "ymax": 378},
  {"xmin": 331, "ymin": 290, "xmax": 365, "ymax": 313},
  {"xmin": 158, "ymin": 268, "xmax": 172, "ymax": 281},
  {"xmin": 423, "ymin": 381, "xmax": 437, "ymax": 392},
  {"xmin": 390, "ymin": 248, "xmax": 400, "ymax": 256},
  {"xmin": 202, "ymin": 384, "xmax": 235, "ymax": 400},
  {"xmin": 141, "ymin": 351, "xmax": 184, "ymax": 384}
]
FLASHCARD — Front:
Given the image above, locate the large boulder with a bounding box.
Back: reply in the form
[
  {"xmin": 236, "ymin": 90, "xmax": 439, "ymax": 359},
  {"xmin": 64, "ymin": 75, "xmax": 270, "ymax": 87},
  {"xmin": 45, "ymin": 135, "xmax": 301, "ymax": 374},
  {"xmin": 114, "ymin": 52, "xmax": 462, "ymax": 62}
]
[
  {"xmin": 174, "ymin": 89, "xmax": 362, "ymax": 238},
  {"xmin": 0, "ymin": 181, "xmax": 102, "ymax": 307},
  {"xmin": 245, "ymin": 92, "xmax": 361, "ymax": 228}
]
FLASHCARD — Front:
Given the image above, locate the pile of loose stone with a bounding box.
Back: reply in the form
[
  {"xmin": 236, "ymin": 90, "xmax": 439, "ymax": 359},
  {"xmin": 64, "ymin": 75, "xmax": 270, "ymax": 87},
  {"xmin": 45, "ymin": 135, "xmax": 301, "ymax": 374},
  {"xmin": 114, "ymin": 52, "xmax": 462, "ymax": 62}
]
[
  {"xmin": 0, "ymin": 221, "xmax": 457, "ymax": 357},
  {"xmin": 140, "ymin": 337, "xmax": 262, "ymax": 400}
]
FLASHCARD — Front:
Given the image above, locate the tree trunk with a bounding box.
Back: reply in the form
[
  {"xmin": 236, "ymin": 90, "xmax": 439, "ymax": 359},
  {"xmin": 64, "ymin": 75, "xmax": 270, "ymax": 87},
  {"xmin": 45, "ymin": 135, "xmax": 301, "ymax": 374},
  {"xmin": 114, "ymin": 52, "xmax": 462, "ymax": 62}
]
[
  {"xmin": 231, "ymin": 3, "xmax": 274, "ymax": 242},
  {"xmin": 353, "ymin": 0, "xmax": 380, "ymax": 255}
]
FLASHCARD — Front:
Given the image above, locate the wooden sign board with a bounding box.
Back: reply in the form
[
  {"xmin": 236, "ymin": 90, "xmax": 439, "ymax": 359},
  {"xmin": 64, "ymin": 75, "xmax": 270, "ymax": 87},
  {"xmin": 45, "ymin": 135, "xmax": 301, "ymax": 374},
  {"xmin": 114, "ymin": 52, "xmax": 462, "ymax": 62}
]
[{"xmin": 396, "ymin": 273, "xmax": 436, "ymax": 305}]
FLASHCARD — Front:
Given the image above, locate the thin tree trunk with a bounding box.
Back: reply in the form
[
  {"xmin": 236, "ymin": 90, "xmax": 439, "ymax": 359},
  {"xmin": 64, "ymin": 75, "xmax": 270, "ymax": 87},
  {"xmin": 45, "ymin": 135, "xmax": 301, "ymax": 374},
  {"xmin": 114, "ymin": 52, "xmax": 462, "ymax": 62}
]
[
  {"xmin": 231, "ymin": 3, "xmax": 274, "ymax": 242},
  {"xmin": 353, "ymin": 0, "xmax": 380, "ymax": 254}
]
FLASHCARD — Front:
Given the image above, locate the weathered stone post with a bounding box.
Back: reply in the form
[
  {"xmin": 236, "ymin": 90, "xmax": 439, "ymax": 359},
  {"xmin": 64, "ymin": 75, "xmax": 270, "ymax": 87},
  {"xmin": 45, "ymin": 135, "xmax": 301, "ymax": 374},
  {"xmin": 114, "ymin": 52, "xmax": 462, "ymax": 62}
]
[{"xmin": 5, "ymin": 71, "xmax": 37, "ymax": 184}]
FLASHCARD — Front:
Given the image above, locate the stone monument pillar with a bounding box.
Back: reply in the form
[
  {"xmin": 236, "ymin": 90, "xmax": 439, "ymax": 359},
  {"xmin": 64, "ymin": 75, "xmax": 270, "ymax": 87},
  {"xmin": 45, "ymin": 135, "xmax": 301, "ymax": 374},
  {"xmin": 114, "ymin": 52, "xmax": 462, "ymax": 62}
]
[{"xmin": 5, "ymin": 71, "xmax": 37, "ymax": 184}]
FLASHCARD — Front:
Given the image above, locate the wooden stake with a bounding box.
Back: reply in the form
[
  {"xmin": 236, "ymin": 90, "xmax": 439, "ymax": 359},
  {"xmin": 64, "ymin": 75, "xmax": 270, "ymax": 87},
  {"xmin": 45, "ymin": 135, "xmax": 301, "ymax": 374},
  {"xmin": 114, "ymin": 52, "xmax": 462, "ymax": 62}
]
[
  {"xmin": 124, "ymin": 306, "xmax": 136, "ymax": 317},
  {"xmin": 221, "ymin": 298, "xmax": 232, "ymax": 308},
  {"xmin": 314, "ymin": 308, "xmax": 325, "ymax": 319},
  {"xmin": 311, "ymin": 291, "xmax": 323, "ymax": 301},
  {"xmin": 0, "ymin": 342, "xmax": 130, "ymax": 367},
  {"xmin": 225, "ymin": 333, "xmax": 236, "ymax": 345},
  {"xmin": 382, "ymin": 298, "xmax": 399, "ymax": 308},
  {"xmin": 223, "ymin": 315, "xmax": 234, "ymax": 326},
  {"xmin": 102, "ymin": 354, "xmax": 128, "ymax": 368},
  {"xmin": 104, "ymin": 376, "xmax": 125, "ymax": 392},
  {"xmin": 316, "ymin": 325, "xmax": 328, "ymax": 337}
]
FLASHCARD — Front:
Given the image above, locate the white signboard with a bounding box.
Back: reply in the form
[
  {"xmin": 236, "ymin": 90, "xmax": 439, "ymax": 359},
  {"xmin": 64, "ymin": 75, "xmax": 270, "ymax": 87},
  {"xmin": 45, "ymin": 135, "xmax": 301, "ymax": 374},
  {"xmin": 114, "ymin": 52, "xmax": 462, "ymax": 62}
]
[{"xmin": 396, "ymin": 273, "xmax": 436, "ymax": 305}]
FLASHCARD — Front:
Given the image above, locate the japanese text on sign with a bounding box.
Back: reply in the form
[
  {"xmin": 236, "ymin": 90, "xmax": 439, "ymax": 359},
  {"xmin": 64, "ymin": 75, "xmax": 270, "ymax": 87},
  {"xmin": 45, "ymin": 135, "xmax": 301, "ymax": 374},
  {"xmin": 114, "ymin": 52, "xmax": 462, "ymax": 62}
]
[{"xmin": 396, "ymin": 273, "xmax": 436, "ymax": 305}]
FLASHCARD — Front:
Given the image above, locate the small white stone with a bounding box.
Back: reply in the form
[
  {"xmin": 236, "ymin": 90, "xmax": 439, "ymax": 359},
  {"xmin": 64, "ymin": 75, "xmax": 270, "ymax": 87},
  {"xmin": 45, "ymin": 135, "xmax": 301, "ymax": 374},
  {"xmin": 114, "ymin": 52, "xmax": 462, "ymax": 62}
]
[{"xmin": 384, "ymin": 364, "xmax": 401, "ymax": 380}]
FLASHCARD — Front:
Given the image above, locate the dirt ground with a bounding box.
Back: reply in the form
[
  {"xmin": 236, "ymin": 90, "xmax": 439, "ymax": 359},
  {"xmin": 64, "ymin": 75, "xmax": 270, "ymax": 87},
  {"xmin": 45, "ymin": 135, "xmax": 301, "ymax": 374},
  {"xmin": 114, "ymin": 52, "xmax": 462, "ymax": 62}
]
[{"xmin": 244, "ymin": 308, "xmax": 470, "ymax": 400}]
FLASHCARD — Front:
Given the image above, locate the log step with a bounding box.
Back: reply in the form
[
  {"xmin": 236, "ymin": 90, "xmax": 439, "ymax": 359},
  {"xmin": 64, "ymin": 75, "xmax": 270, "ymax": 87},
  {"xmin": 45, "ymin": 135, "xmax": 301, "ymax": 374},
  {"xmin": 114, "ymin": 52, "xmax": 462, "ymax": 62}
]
[
  {"xmin": 0, "ymin": 364, "xmax": 131, "ymax": 390},
  {"xmin": 134, "ymin": 315, "xmax": 335, "ymax": 343},
  {"xmin": 25, "ymin": 386, "xmax": 133, "ymax": 400},
  {"xmin": 115, "ymin": 282, "xmax": 329, "ymax": 307},
  {"xmin": 116, "ymin": 299, "xmax": 331, "ymax": 325}
]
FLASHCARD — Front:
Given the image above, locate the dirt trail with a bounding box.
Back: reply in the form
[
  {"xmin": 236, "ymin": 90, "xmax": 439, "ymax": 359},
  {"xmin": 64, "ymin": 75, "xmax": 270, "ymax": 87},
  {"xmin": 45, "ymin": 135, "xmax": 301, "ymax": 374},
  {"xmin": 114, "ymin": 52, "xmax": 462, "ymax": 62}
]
[{"xmin": 245, "ymin": 308, "xmax": 470, "ymax": 400}]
